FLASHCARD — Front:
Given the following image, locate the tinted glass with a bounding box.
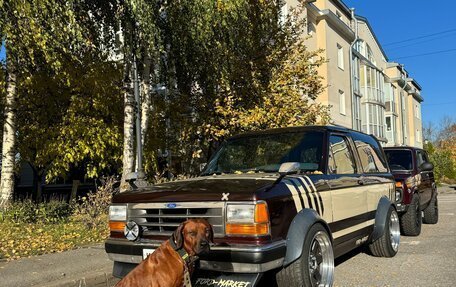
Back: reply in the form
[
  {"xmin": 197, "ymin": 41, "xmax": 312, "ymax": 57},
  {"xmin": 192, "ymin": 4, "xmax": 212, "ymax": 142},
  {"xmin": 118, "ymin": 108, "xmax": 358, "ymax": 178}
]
[
  {"xmin": 328, "ymin": 135, "xmax": 356, "ymax": 174},
  {"xmin": 351, "ymin": 132, "xmax": 388, "ymax": 173},
  {"xmin": 416, "ymin": 150, "xmax": 427, "ymax": 167},
  {"xmin": 203, "ymin": 131, "xmax": 324, "ymax": 175},
  {"xmin": 385, "ymin": 150, "xmax": 413, "ymax": 171}
]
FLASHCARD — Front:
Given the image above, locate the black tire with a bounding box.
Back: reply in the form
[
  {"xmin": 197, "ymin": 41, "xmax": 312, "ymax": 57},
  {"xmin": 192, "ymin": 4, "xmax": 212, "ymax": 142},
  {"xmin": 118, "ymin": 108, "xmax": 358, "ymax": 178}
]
[
  {"xmin": 423, "ymin": 193, "xmax": 438, "ymax": 224},
  {"xmin": 400, "ymin": 193, "xmax": 422, "ymax": 236},
  {"xmin": 369, "ymin": 206, "xmax": 400, "ymax": 257},
  {"xmin": 276, "ymin": 224, "xmax": 334, "ymax": 287}
]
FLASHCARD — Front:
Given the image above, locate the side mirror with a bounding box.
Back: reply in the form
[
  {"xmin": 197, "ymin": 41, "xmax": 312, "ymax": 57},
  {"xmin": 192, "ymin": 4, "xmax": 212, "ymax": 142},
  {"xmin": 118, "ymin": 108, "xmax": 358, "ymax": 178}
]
[
  {"xmin": 278, "ymin": 162, "xmax": 301, "ymax": 176},
  {"xmin": 420, "ymin": 162, "xmax": 434, "ymax": 172}
]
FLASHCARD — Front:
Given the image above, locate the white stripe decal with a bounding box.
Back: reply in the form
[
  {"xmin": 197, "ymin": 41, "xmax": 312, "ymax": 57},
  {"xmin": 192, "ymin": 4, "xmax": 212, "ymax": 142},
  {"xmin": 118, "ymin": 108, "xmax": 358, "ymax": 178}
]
[
  {"xmin": 298, "ymin": 177, "xmax": 321, "ymax": 215},
  {"xmin": 290, "ymin": 178, "xmax": 310, "ymax": 209},
  {"xmin": 303, "ymin": 175, "xmax": 324, "ymax": 216},
  {"xmin": 284, "ymin": 180, "xmax": 303, "ymax": 212},
  {"xmin": 332, "ymin": 219, "xmax": 375, "ymax": 239},
  {"xmin": 304, "ymin": 175, "xmax": 317, "ymax": 192}
]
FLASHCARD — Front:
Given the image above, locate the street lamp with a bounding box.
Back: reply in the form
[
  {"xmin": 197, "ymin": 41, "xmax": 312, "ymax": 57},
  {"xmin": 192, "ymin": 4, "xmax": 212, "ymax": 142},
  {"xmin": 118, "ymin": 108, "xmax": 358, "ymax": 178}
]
[{"xmin": 131, "ymin": 14, "xmax": 147, "ymax": 187}]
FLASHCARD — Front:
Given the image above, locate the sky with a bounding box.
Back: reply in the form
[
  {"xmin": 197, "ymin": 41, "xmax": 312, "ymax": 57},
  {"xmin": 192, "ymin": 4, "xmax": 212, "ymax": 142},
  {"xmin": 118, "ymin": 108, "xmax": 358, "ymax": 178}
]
[
  {"xmin": 0, "ymin": 45, "xmax": 4, "ymax": 61},
  {"xmin": 345, "ymin": 0, "xmax": 456, "ymax": 127}
]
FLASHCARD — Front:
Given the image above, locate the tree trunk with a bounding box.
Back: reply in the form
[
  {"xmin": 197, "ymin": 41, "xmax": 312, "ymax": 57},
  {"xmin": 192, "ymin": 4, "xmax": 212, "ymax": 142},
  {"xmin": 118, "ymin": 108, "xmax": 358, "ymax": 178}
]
[
  {"xmin": 0, "ymin": 57, "xmax": 18, "ymax": 208},
  {"xmin": 140, "ymin": 52, "xmax": 152, "ymax": 147},
  {"xmin": 70, "ymin": 179, "xmax": 80, "ymax": 202},
  {"xmin": 120, "ymin": 60, "xmax": 135, "ymax": 191}
]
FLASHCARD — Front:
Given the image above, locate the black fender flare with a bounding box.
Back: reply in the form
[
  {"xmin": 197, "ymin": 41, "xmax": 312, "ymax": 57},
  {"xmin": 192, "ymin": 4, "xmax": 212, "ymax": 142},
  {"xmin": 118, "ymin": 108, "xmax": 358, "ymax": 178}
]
[
  {"xmin": 282, "ymin": 208, "xmax": 331, "ymax": 267},
  {"xmin": 370, "ymin": 196, "xmax": 395, "ymax": 243}
]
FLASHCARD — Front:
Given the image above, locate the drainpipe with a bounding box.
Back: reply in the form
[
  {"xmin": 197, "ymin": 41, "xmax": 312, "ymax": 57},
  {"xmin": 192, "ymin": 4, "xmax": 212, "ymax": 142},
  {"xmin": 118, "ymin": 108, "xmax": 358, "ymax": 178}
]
[
  {"xmin": 349, "ymin": 8, "xmax": 359, "ymax": 130},
  {"xmin": 399, "ymin": 65, "xmax": 408, "ymax": 145}
]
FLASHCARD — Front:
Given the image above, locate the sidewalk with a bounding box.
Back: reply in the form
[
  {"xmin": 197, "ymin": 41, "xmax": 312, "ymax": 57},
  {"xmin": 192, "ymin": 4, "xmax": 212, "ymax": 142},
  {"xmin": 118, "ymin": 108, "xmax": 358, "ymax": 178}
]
[
  {"xmin": 0, "ymin": 244, "xmax": 117, "ymax": 287},
  {"xmin": 438, "ymin": 184, "xmax": 456, "ymax": 194}
]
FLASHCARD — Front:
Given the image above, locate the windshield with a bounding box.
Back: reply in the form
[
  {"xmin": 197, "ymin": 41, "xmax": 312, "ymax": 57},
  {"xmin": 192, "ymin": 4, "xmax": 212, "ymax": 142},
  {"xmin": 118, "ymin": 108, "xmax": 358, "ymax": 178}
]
[
  {"xmin": 385, "ymin": 150, "xmax": 413, "ymax": 171},
  {"xmin": 202, "ymin": 131, "xmax": 324, "ymax": 175}
]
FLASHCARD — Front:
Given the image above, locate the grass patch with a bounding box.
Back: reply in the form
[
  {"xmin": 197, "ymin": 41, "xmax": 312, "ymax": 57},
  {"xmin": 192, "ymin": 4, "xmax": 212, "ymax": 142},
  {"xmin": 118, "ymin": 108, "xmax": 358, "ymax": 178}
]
[
  {"xmin": 0, "ymin": 219, "xmax": 109, "ymax": 260},
  {"xmin": 0, "ymin": 177, "xmax": 115, "ymax": 261}
]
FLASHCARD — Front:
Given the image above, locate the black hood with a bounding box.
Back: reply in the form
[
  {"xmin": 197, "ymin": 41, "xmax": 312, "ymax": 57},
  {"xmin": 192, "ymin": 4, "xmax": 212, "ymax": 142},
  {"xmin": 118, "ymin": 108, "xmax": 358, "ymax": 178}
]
[{"xmin": 112, "ymin": 173, "xmax": 279, "ymax": 203}]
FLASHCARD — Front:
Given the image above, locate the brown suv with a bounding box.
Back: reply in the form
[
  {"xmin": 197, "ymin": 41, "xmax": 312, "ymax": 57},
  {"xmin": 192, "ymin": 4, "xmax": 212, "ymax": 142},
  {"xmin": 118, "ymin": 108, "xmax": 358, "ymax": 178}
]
[
  {"xmin": 384, "ymin": 147, "xmax": 438, "ymax": 236},
  {"xmin": 106, "ymin": 126, "xmax": 399, "ymax": 287}
]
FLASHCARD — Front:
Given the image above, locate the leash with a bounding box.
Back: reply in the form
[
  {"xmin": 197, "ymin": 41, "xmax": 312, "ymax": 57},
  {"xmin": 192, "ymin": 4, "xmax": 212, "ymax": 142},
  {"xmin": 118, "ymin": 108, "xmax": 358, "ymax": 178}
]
[{"xmin": 169, "ymin": 238, "xmax": 197, "ymax": 287}]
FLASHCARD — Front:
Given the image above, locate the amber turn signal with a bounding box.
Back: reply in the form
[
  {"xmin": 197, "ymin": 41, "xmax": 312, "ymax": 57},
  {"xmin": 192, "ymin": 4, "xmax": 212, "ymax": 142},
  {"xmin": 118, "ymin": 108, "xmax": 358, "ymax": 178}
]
[
  {"xmin": 109, "ymin": 221, "xmax": 126, "ymax": 232},
  {"xmin": 226, "ymin": 223, "xmax": 269, "ymax": 236},
  {"xmin": 395, "ymin": 181, "xmax": 403, "ymax": 188},
  {"xmin": 254, "ymin": 202, "xmax": 269, "ymax": 223}
]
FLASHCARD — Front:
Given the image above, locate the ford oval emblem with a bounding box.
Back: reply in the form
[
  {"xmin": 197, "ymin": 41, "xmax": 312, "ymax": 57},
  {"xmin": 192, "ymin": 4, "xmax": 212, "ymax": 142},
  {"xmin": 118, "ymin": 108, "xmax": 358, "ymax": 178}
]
[{"xmin": 165, "ymin": 203, "xmax": 177, "ymax": 208}]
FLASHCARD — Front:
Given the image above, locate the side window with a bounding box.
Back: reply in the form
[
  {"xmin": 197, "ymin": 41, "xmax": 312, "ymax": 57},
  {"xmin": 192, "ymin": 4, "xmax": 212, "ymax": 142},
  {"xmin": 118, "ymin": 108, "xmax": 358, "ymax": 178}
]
[
  {"xmin": 352, "ymin": 133, "xmax": 388, "ymax": 173},
  {"xmin": 416, "ymin": 150, "xmax": 427, "ymax": 167},
  {"xmin": 328, "ymin": 135, "xmax": 356, "ymax": 174}
]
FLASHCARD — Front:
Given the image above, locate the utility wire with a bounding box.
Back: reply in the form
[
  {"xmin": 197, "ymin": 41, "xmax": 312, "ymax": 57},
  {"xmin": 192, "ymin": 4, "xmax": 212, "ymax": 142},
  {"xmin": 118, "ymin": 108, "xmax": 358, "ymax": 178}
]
[
  {"xmin": 391, "ymin": 48, "xmax": 456, "ymax": 60},
  {"xmin": 384, "ymin": 28, "xmax": 456, "ymax": 46},
  {"xmin": 387, "ymin": 32, "xmax": 456, "ymax": 51}
]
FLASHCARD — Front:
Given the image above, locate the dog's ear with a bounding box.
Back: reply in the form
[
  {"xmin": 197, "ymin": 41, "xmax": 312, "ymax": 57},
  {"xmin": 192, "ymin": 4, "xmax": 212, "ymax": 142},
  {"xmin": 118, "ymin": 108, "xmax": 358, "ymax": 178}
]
[{"xmin": 173, "ymin": 222, "xmax": 185, "ymax": 249}]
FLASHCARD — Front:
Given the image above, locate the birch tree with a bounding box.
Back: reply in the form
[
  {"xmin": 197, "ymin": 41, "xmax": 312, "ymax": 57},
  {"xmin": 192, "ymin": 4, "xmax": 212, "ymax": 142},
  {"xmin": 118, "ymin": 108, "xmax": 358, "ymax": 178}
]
[{"xmin": 0, "ymin": 0, "xmax": 120, "ymax": 205}]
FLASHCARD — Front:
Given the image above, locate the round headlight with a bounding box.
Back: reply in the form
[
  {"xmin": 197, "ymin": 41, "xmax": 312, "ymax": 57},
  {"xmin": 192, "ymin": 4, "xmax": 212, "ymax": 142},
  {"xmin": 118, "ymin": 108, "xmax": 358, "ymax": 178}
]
[{"xmin": 124, "ymin": 221, "xmax": 140, "ymax": 241}]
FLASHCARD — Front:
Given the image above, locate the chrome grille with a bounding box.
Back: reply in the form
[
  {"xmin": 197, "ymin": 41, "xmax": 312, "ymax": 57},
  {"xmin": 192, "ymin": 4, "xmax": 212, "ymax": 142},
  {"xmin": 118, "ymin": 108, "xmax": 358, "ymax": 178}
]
[{"xmin": 128, "ymin": 202, "xmax": 225, "ymax": 237}]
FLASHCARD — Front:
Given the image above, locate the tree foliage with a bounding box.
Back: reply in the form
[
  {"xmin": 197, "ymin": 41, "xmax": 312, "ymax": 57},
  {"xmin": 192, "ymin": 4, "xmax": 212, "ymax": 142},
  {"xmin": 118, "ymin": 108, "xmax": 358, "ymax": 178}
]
[
  {"xmin": 1, "ymin": 0, "xmax": 124, "ymax": 189},
  {"xmin": 1, "ymin": 0, "xmax": 329, "ymax": 191},
  {"xmin": 424, "ymin": 142, "xmax": 456, "ymax": 184},
  {"xmin": 143, "ymin": 0, "xmax": 329, "ymax": 175}
]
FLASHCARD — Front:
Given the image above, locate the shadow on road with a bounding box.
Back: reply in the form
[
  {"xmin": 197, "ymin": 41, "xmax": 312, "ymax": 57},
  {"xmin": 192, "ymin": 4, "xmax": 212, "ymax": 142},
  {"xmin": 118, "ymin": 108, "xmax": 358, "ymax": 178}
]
[{"xmin": 335, "ymin": 246, "xmax": 366, "ymax": 266}]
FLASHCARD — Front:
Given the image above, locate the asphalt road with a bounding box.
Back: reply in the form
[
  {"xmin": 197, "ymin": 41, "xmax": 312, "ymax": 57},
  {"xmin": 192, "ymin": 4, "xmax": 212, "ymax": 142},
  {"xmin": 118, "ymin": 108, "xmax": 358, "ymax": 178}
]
[{"xmin": 333, "ymin": 192, "xmax": 456, "ymax": 287}]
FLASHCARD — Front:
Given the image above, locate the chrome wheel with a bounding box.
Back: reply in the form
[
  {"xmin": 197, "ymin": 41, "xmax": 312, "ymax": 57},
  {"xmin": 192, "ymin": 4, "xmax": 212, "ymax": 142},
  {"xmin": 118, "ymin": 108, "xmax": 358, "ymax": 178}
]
[
  {"xmin": 308, "ymin": 231, "xmax": 334, "ymax": 287},
  {"xmin": 389, "ymin": 210, "xmax": 400, "ymax": 252}
]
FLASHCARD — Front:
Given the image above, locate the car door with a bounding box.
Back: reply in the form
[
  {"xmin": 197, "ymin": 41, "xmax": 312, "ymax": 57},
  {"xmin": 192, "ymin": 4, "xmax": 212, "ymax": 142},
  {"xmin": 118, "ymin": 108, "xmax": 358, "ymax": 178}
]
[
  {"xmin": 326, "ymin": 133, "xmax": 368, "ymax": 253},
  {"xmin": 416, "ymin": 149, "xmax": 432, "ymax": 206},
  {"xmin": 350, "ymin": 132, "xmax": 392, "ymax": 231}
]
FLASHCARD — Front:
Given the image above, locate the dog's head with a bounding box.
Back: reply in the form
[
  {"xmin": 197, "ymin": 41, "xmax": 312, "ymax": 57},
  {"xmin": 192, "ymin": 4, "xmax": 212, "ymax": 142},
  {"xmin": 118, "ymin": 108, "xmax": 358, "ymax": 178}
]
[{"xmin": 172, "ymin": 219, "xmax": 213, "ymax": 256}]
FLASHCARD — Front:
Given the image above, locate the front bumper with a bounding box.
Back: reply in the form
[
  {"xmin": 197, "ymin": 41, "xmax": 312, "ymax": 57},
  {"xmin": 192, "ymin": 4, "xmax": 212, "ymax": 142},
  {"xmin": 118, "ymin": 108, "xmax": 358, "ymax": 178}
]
[
  {"xmin": 105, "ymin": 239, "xmax": 286, "ymax": 274},
  {"xmin": 396, "ymin": 203, "xmax": 408, "ymax": 213}
]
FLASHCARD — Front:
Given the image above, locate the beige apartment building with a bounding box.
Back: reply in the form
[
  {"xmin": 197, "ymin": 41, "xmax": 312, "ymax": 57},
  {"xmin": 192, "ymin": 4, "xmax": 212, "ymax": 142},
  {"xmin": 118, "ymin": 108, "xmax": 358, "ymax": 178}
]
[{"xmin": 284, "ymin": 0, "xmax": 424, "ymax": 148}]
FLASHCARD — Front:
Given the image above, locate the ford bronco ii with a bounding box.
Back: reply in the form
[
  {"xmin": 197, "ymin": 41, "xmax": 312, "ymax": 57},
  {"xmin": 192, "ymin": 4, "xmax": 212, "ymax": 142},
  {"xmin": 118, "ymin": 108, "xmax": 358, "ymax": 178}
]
[{"xmin": 106, "ymin": 126, "xmax": 399, "ymax": 287}]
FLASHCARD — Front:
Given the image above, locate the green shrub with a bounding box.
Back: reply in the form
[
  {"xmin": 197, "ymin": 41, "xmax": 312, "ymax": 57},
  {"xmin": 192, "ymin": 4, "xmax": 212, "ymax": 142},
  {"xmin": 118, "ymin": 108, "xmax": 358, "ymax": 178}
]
[
  {"xmin": 71, "ymin": 176, "xmax": 116, "ymax": 230},
  {"xmin": 0, "ymin": 199, "xmax": 72, "ymax": 224}
]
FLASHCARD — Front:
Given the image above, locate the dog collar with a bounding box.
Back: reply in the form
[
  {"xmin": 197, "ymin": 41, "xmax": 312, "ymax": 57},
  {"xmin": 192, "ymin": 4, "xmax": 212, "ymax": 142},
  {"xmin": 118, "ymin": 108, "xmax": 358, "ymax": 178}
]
[{"xmin": 169, "ymin": 238, "xmax": 192, "ymax": 264}]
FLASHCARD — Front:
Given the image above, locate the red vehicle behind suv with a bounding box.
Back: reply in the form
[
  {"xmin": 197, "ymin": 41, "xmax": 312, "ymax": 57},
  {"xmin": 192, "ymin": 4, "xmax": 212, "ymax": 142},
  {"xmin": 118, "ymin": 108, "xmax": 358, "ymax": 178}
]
[{"xmin": 384, "ymin": 147, "xmax": 438, "ymax": 236}]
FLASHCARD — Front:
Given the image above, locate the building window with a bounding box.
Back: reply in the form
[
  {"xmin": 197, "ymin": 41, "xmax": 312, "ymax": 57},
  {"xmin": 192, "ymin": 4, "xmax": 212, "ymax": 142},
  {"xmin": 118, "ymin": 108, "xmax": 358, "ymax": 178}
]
[
  {"xmin": 415, "ymin": 103, "xmax": 421, "ymax": 119},
  {"xmin": 416, "ymin": 129, "xmax": 421, "ymax": 143},
  {"xmin": 339, "ymin": 90, "xmax": 346, "ymax": 115},
  {"xmin": 337, "ymin": 44, "xmax": 344, "ymax": 70},
  {"xmin": 354, "ymin": 95, "xmax": 362, "ymax": 131},
  {"xmin": 386, "ymin": 116, "xmax": 392, "ymax": 131}
]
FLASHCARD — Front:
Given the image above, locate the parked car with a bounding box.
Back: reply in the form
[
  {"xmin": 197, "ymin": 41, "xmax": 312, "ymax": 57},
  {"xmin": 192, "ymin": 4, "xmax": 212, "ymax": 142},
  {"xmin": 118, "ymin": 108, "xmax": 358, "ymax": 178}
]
[
  {"xmin": 106, "ymin": 126, "xmax": 399, "ymax": 287},
  {"xmin": 384, "ymin": 146, "xmax": 438, "ymax": 236}
]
